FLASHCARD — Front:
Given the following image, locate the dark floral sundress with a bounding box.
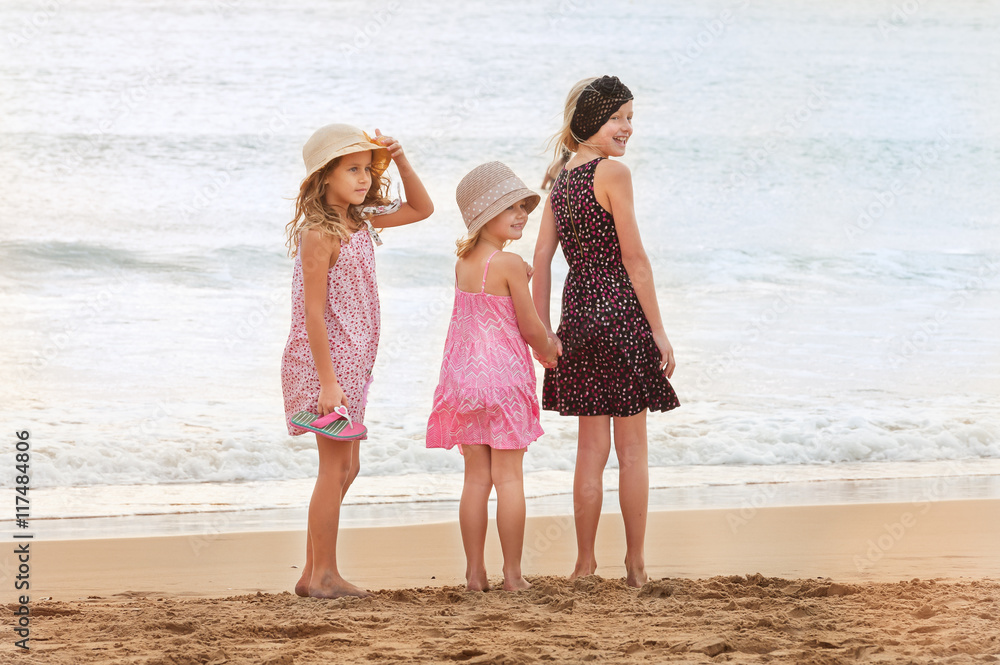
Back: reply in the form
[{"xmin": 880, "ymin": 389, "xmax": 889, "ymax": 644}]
[{"xmin": 542, "ymin": 157, "xmax": 680, "ymax": 417}]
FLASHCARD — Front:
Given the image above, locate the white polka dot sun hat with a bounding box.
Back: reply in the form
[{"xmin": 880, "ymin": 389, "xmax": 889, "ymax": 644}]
[{"xmin": 456, "ymin": 162, "xmax": 541, "ymax": 235}]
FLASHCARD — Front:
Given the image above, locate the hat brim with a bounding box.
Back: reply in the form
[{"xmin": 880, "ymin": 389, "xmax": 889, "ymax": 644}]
[
  {"xmin": 306, "ymin": 142, "xmax": 391, "ymax": 180},
  {"xmin": 467, "ymin": 188, "xmax": 541, "ymax": 235}
]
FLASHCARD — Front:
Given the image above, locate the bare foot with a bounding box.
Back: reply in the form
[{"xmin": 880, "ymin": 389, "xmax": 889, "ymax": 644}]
[
  {"xmin": 309, "ymin": 572, "xmax": 372, "ymax": 599},
  {"xmin": 625, "ymin": 563, "xmax": 648, "ymax": 588},
  {"xmin": 294, "ymin": 573, "xmax": 311, "ymax": 597},
  {"xmin": 503, "ymin": 576, "xmax": 532, "ymax": 591},
  {"xmin": 570, "ymin": 559, "xmax": 597, "ymax": 580},
  {"xmin": 466, "ymin": 572, "xmax": 490, "ymax": 592}
]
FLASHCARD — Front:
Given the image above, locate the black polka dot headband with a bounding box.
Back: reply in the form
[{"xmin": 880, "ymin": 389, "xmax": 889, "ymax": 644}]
[{"xmin": 570, "ymin": 75, "xmax": 633, "ymax": 143}]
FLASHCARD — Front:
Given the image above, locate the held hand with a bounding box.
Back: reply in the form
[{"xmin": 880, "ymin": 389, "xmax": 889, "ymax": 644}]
[
  {"xmin": 533, "ymin": 332, "xmax": 562, "ymax": 369},
  {"xmin": 317, "ymin": 382, "xmax": 348, "ymax": 417},
  {"xmin": 652, "ymin": 330, "xmax": 676, "ymax": 379},
  {"xmin": 373, "ymin": 128, "xmax": 405, "ymax": 162}
]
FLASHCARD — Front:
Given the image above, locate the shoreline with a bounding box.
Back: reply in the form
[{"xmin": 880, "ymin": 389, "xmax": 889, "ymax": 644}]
[
  {"xmin": 19, "ymin": 470, "xmax": 1000, "ymax": 541},
  {"xmin": 25, "ymin": 498, "xmax": 1000, "ymax": 602}
]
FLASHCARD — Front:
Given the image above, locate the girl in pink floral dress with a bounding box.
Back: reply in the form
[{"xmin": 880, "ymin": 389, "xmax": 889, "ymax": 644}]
[
  {"xmin": 426, "ymin": 162, "xmax": 559, "ymax": 592},
  {"xmin": 282, "ymin": 124, "xmax": 433, "ymax": 599}
]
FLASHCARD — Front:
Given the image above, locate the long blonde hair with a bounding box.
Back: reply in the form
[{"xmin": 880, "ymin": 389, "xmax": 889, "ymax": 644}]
[
  {"xmin": 547, "ymin": 76, "xmax": 598, "ymax": 160},
  {"xmin": 284, "ymin": 156, "xmax": 391, "ymax": 257}
]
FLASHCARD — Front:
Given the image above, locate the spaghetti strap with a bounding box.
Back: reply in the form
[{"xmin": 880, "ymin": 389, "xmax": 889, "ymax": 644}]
[{"xmin": 481, "ymin": 250, "xmax": 500, "ymax": 293}]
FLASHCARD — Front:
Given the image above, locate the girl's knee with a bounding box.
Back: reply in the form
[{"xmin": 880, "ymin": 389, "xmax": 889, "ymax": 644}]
[
  {"xmin": 346, "ymin": 460, "xmax": 361, "ymax": 486},
  {"xmin": 491, "ymin": 469, "xmax": 523, "ymax": 490},
  {"xmin": 490, "ymin": 450, "xmax": 525, "ymax": 483},
  {"xmin": 318, "ymin": 462, "xmax": 352, "ymax": 483},
  {"xmin": 614, "ymin": 443, "xmax": 648, "ymax": 474}
]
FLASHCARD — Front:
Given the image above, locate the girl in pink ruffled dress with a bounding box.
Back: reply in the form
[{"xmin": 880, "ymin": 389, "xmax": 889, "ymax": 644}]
[{"xmin": 426, "ymin": 162, "xmax": 559, "ymax": 591}]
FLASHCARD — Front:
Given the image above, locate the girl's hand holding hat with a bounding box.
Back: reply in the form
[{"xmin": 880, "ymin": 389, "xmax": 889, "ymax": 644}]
[{"xmin": 373, "ymin": 128, "xmax": 405, "ymax": 161}]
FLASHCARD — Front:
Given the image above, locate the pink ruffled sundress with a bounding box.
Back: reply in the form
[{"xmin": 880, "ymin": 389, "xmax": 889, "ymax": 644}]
[{"xmin": 426, "ymin": 250, "xmax": 543, "ymax": 450}]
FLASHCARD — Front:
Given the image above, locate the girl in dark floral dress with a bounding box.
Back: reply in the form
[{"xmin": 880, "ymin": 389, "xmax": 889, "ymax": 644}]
[{"xmin": 531, "ymin": 76, "xmax": 680, "ymax": 587}]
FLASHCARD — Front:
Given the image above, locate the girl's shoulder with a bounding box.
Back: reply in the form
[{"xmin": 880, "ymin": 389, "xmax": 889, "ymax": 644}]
[
  {"xmin": 457, "ymin": 250, "xmax": 523, "ymax": 276},
  {"xmin": 594, "ymin": 157, "xmax": 631, "ymax": 180},
  {"xmin": 489, "ymin": 249, "xmax": 523, "ymax": 267},
  {"xmin": 593, "ymin": 158, "xmax": 633, "ymax": 196},
  {"xmin": 299, "ymin": 227, "xmax": 342, "ymax": 262},
  {"xmin": 488, "ymin": 251, "xmax": 530, "ymax": 283}
]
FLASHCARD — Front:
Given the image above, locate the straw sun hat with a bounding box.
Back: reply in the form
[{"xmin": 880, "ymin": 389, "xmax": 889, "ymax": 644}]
[
  {"xmin": 456, "ymin": 162, "xmax": 541, "ymax": 235},
  {"xmin": 302, "ymin": 123, "xmax": 391, "ymax": 179}
]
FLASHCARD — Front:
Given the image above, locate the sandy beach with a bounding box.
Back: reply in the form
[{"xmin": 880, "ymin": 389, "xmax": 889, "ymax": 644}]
[{"xmin": 7, "ymin": 498, "xmax": 1000, "ymax": 663}]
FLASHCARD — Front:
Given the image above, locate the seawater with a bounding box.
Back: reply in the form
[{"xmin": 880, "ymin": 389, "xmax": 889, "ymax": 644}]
[{"xmin": 1, "ymin": 0, "xmax": 998, "ymax": 523}]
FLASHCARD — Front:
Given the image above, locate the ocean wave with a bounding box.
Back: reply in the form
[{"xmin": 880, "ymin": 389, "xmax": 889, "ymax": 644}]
[
  {"xmin": 0, "ymin": 240, "xmax": 286, "ymax": 287},
  {"xmin": 6, "ymin": 405, "xmax": 997, "ymax": 490}
]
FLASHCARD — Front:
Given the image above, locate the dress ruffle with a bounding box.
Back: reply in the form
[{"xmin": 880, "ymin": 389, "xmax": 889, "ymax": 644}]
[{"xmin": 427, "ymin": 383, "xmax": 543, "ymax": 450}]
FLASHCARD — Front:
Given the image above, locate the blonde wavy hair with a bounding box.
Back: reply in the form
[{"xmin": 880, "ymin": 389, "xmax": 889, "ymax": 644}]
[
  {"xmin": 284, "ymin": 155, "xmax": 391, "ymax": 257},
  {"xmin": 547, "ymin": 76, "xmax": 599, "ymax": 160},
  {"xmin": 455, "ymin": 230, "xmax": 481, "ymax": 258},
  {"xmin": 455, "ymin": 230, "xmax": 512, "ymax": 258}
]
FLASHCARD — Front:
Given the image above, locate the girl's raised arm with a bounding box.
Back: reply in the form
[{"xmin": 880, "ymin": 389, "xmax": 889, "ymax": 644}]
[
  {"xmin": 366, "ymin": 130, "xmax": 434, "ymax": 228},
  {"xmin": 597, "ymin": 160, "xmax": 676, "ymax": 378}
]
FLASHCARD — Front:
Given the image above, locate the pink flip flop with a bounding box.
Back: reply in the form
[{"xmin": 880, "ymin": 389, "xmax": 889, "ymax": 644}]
[{"xmin": 289, "ymin": 406, "xmax": 367, "ymax": 440}]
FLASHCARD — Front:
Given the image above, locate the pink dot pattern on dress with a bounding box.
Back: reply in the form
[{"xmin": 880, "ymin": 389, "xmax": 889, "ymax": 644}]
[{"xmin": 281, "ymin": 230, "xmax": 380, "ymax": 438}]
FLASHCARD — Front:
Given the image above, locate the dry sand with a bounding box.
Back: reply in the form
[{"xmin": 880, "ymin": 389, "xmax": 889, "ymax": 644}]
[{"xmin": 6, "ymin": 499, "xmax": 1000, "ymax": 663}]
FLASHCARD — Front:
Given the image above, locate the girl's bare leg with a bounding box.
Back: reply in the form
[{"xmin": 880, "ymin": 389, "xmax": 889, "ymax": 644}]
[
  {"xmin": 296, "ymin": 439, "xmax": 361, "ymax": 596},
  {"xmin": 460, "ymin": 445, "xmax": 493, "ymax": 591},
  {"xmin": 613, "ymin": 411, "xmax": 649, "ymax": 587},
  {"xmin": 491, "ymin": 448, "xmax": 531, "ymax": 590},
  {"xmin": 306, "ymin": 435, "xmax": 370, "ymax": 598},
  {"xmin": 573, "ymin": 416, "xmax": 612, "ymax": 578}
]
